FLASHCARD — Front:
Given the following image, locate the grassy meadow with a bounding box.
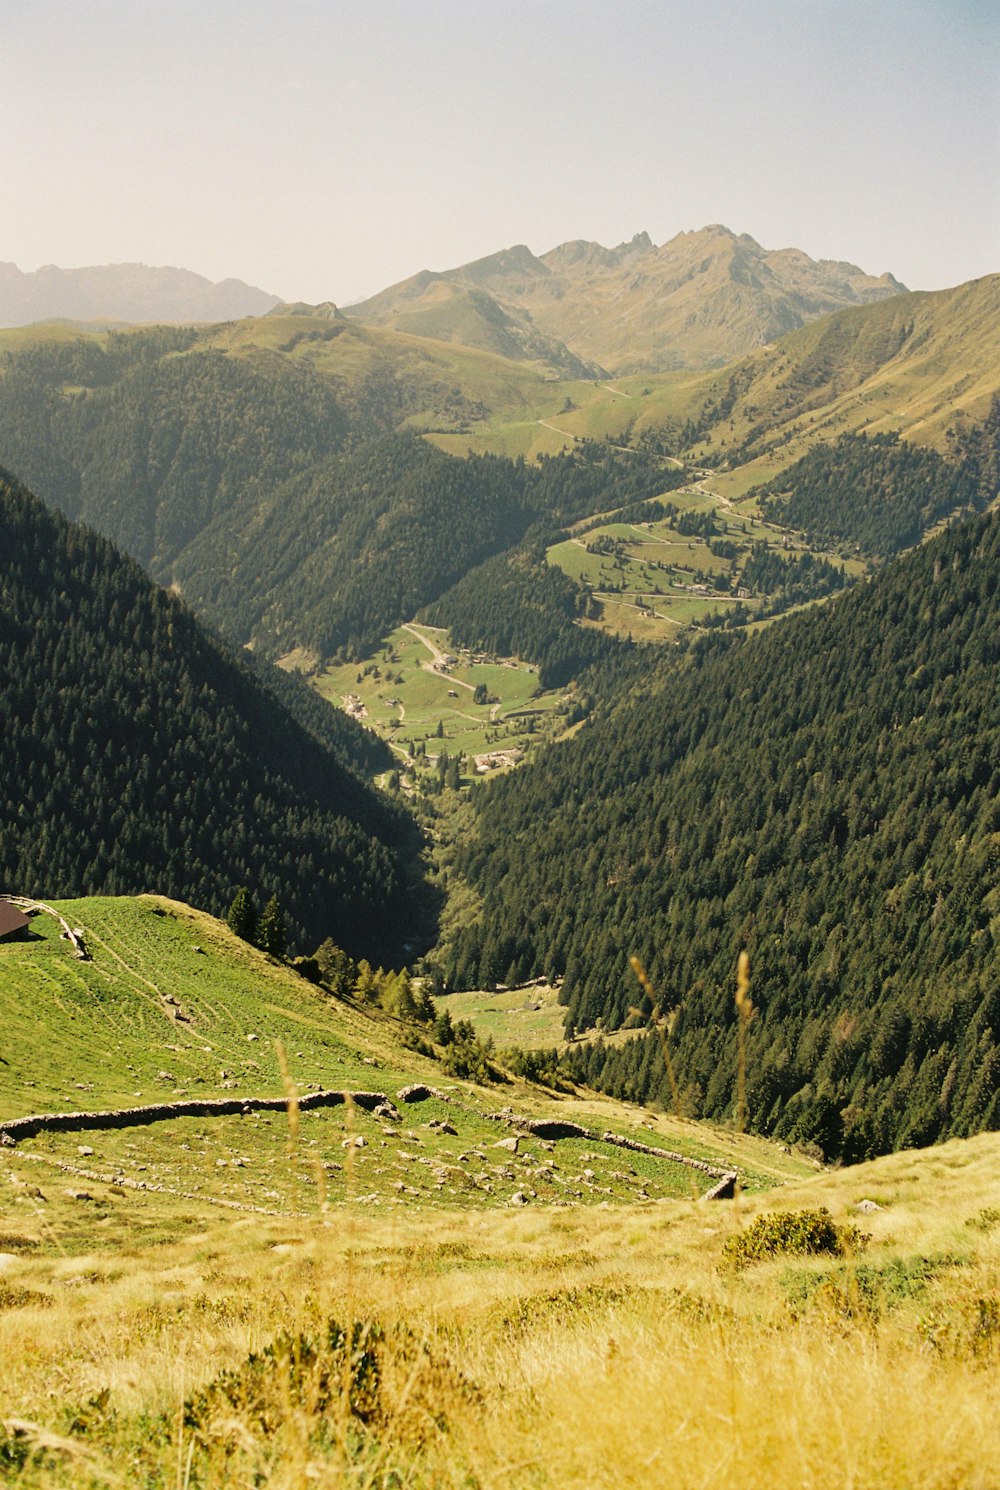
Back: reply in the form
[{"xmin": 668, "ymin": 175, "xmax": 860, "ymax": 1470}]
[
  {"xmin": 1, "ymin": 896, "xmax": 999, "ymax": 1486},
  {"xmin": 545, "ymin": 490, "xmax": 859, "ymax": 643},
  {"xmin": 314, "ymin": 623, "xmax": 570, "ymax": 779}
]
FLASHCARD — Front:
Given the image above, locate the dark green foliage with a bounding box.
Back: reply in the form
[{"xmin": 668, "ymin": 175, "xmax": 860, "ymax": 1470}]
[
  {"xmin": 315, "ymin": 938, "xmax": 357, "ymax": 998},
  {"xmin": 256, "ymin": 896, "xmax": 286, "ymax": 959},
  {"xmin": 184, "ymin": 1319, "xmax": 383, "ymax": 1437},
  {"xmin": 756, "ymin": 432, "xmax": 982, "ymax": 555},
  {"xmin": 226, "ymin": 887, "xmax": 257, "ymax": 944},
  {"xmin": 739, "ymin": 543, "xmax": 850, "ymax": 605},
  {"xmin": 422, "ymin": 546, "xmax": 623, "ymax": 688},
  {"xmin": 0, "ymin": 335, "xmax": 347, "ymax": 571},
  {"xmin": 0, "ymin": 331, "xmax": 669, "ymax": 663},
  {"xmin": 723, "ymin": 1209, "xmax": 866, "ymax": 1269},
  {"xmin": 0, "ymin": 471, "xmax": 415, "ymax": 960},
  {"xmin": 445, "ymin": 501, "xmax": 1000, "ymax": 1156},
  {"xmin": 440, "ymin": 1020, "xmax": 499, "ymax": 1082},
  {"xmin": 433, "ymin": 1007, "xmax": 455, "ymax": 1045}
]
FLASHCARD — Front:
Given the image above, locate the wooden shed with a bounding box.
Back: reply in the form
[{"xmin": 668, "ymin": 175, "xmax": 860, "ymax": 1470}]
[{"xmin": 0, "ymin": 902, "xmax": 30, "ymax": 942}]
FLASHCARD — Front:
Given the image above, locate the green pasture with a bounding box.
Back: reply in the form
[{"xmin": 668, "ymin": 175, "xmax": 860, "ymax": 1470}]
[{"xmin": 315, "ymin": 623, "xmax": 567, "ymax": 773}]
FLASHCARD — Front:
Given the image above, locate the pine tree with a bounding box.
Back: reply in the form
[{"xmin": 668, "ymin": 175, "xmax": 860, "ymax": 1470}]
[
  {"xmin": 227, "ymin": 886, "xmax": 257, "ymax": 944},
  {"xmin": 256, "ymin": 895, "xmax": 286, "ymax": 959}
]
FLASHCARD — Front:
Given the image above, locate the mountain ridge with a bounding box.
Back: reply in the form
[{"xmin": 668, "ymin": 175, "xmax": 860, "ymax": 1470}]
[
  {"xmin": 346, "ymin": 223, "xmax": 907, "ymax": 373},
  {"xmin": 0, "ymin": 259, "xmax": 280, "ymax": 327}
]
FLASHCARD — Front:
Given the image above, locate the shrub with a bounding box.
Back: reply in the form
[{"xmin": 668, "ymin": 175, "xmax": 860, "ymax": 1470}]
[{"xmin": 722, "ymin": 1208, "xmax": 868, "ymax": 1270}]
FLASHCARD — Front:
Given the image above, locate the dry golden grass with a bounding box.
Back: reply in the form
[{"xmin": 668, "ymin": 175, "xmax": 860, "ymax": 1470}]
[{"xmin": 2, "ymin": 1131, "xmax": 999, "ymax": 1487}]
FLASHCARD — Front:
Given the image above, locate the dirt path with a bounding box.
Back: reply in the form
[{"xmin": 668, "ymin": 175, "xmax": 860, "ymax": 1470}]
[
  {"xmin": 537, "ymin": 418, "xmax": 579, "ymax": 441},
  {"xmin": 401, "ymin": 624, "xmax": 476, "ymax": 692}
]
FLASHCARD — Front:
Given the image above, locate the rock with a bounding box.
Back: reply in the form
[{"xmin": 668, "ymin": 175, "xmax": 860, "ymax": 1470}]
[
  {"xmin": 341, "ymin": 1135, "xmax": 366, "ymax": 1149},
  {"xmin": 856, "ymin": 1198, "xmax": 882, "ymax": 1213},
  {"xmin": 704, "ymin": 1172, "xmax": 739, "ymax": 1201},
  {"xmin": 0, "ymin": 1253, "xmax": 20, "ymax": 1269},
  {"xmin": 77, "ymin": 1146, "xmax": 94, "ymax": 1157},
  {"xmin": 495, "ymin": 1136, "xmax": 519, "ymax": 1153},
  {"xmin": 510, "ymin": 1191, "xmax": 530, "ymax": 1206},
  {"xmin": 67, "ymin": 1190, "xmax": 95, "ymax": 1202}
]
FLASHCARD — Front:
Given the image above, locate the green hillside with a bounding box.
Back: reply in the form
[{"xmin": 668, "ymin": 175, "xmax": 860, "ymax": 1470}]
[
  {"xmin": 440, "ymin": 501, "xmax": 1000, "ymax": 1159},
  {"xmin": 432, "ymin": 276, "xmax": 1000, "ymax": 490},
  {"xmin": 1, "ymin": 895, "xmax": 998, "ymax": 1489},
  {"xmin": 0, "ymin": 894, "xmax": 799, "ymax": 1203}
]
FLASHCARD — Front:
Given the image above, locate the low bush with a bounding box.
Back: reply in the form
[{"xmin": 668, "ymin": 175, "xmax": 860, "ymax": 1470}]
[{"xmin": 723, "ymin": 1208, "xmax": 868, "ymax": 1270}]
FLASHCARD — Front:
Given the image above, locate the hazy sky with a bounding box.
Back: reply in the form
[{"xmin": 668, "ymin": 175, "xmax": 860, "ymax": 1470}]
[{"xmin": 3, "ymin": 0, "xmax": 997, "ymax": 302}]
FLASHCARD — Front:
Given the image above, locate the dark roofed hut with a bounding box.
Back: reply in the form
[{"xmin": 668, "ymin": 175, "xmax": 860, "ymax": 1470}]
[{"xmin": 0, "ymin": 903, "xmax": 30, "ymax": 942}]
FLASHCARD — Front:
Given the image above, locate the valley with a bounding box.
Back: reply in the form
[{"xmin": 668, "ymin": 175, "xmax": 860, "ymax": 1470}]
[{"xmin": 1, "ymin": 227, "xmax": 999, "ymax": 1489}]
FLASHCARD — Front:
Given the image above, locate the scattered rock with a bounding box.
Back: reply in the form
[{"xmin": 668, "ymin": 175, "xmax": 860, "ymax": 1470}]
[{"xmin": 341, "ymin": 1135, "xmax": 366, "ymax": 1149}]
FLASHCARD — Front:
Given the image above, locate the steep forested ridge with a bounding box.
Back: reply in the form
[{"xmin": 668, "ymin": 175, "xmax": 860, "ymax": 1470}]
[
  {"xmin": 0, "ymin": 333, "xmax": 348, "ymax": 572},
  {"xmin": 0, "ymin": 470, "xmax": 415, "ymax": 960},
  {"xmin": 443, "ymin": 504, "xmax": 1000, "ymax": 1158},
  {"xmin": 755, "ymin": 432, "xmax": 983, "ymax": 556}
]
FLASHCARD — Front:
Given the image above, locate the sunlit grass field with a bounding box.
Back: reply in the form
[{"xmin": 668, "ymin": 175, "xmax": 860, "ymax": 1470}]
[
  {"xmin": 314, "ymin": 623, "xmax": 568, "ymax": 771},
  {"xmin": 2, "ymin": 898, "xmax": 999, "ymax": 1486}
]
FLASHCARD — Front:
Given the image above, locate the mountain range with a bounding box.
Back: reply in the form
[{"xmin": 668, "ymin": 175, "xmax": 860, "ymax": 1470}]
[
  {"xmin": 346, "ymin": 224, "xmax": 906, "ymax": 373},
  {"xmin": 0, "ymin": 260, "xmax": 280, "ymax": 327}
]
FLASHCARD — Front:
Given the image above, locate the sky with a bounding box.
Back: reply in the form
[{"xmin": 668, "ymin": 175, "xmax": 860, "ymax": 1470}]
[{"xmin": 2, "ymin": 0, "xmax": 997, "ymax": 303}]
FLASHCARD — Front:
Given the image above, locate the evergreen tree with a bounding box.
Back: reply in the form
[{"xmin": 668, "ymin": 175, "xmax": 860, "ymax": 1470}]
[
  {"xmin": 433, "ymin": 1007, "xmax": 455, "ymax": 1045},
  {"xmin": 226, "ymin": 886, "xmax": 257, "ymax": 944},
  {"xmin": 256, "ymin": 896, "xmax": 286, "ymax": 959}
]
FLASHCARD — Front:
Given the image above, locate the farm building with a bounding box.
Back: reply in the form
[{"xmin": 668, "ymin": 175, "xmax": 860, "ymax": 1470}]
[{"xmin": 0, "ymin": 902, "xmax": 30, "ymax": 942}]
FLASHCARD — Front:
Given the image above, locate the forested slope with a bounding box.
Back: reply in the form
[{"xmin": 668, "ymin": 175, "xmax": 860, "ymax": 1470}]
[
  {"xmin": 755, "ymin": 431, "xmax": 984, "ymax": 556},
  {"xmin": 0, "ymin": 329, "xmax": 670, "ymax": 660},
  {"xmin": 443, "ymin": 503, "xmax": 1000, "ymax": 1158},
  {"xmin": 0, "ymin": 471, "xmax": 416, "ymax": 960}
]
